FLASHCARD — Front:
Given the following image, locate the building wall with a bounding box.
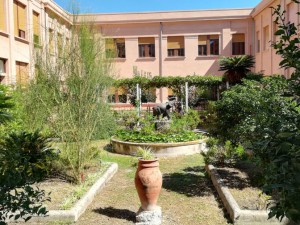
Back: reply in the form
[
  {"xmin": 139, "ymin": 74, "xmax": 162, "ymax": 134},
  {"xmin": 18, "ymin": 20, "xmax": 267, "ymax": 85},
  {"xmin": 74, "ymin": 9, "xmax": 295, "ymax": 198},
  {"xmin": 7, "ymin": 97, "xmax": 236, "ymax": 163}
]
[
  {"xmin": 0, "ymin": 0, "xmax": 71, "ymax": 85},
  {"xmin": 0, "ymin": 0, "xmax": 299, "ymax": 87},
  {"xmin": 252, "ymin": 0, "xmax": 300, "ymax": 77},
  {"xmin": 91, "ymin": 10, "xmax": 253, "ymax": 78}
]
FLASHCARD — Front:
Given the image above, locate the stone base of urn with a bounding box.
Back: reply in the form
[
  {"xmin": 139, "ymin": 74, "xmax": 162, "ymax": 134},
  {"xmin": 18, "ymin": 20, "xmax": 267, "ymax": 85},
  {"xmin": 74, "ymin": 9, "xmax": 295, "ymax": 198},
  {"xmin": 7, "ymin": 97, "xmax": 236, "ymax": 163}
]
[{"xmin": 136, "ymin": 206, "xmax": 162, "ymax": 225}]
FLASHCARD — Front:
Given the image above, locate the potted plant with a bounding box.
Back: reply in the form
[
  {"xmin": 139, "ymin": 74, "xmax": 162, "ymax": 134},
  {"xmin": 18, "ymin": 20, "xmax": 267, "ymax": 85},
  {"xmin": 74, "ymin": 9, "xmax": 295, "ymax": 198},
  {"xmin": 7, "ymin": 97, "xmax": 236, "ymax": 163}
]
[{"xmin": 134, "ymin": 147, "xmax": 162, "ymax": 211}]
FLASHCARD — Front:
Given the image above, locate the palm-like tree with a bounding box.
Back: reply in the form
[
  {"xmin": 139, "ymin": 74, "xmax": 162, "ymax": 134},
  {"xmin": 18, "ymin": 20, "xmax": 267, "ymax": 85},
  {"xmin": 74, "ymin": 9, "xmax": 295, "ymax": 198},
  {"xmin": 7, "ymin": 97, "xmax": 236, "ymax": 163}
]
[{"xmin": 219, "ymin": 55, "xmax": 255, "ymax": 84}]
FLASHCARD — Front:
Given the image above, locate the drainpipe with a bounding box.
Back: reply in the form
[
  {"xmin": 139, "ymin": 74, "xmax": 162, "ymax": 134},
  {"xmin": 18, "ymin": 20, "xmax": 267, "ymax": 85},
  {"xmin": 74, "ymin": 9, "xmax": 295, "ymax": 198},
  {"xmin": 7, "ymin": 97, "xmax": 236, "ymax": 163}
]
[{"xmin": 159, "ymin": 22, "xmax": 163, "ymax": 102}]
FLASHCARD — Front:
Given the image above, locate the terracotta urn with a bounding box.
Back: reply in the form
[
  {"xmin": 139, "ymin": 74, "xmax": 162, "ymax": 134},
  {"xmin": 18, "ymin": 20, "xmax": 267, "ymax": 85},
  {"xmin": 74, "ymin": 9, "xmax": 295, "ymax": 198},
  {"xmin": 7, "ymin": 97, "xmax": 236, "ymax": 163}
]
[{"xmin": 135, "ymin": 158, "xmax": 162, "ymax": 211}]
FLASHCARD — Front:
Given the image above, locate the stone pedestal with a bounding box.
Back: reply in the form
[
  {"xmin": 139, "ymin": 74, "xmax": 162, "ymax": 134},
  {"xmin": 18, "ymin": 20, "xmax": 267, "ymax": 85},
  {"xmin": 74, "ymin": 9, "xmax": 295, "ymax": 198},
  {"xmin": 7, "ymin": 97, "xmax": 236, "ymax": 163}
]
[
  {"xmin": 136, "ymin": 207, "xmax": 162, "ymax": 225},
  {"xmin": 154, "ymin": 120, "xmax": 171, "ymax": 131}
]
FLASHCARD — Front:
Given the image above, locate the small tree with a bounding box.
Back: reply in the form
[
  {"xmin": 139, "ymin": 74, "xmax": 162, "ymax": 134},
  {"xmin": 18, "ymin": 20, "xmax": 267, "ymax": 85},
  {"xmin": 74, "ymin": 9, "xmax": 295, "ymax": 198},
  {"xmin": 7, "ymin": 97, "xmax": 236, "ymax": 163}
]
[{"xmin": 219, "ymin": 55, "xmax": 255, "ymax": 84}]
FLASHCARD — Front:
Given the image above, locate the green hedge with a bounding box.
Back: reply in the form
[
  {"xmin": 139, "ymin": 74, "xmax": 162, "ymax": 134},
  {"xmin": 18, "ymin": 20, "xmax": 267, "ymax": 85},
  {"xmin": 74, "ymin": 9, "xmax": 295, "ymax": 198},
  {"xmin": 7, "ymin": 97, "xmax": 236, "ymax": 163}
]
[{"xmin": 114, "ymin": 75, "xmax": 223, "ymax": 88}]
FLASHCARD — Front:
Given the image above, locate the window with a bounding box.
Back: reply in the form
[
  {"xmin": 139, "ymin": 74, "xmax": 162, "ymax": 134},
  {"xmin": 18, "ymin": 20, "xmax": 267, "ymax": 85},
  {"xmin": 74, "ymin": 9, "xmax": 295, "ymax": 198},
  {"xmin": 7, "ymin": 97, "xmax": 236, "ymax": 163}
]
[
  {"xmin": 263, "ymin": 26, "xmax": 270, "ymax": 50},
  {"xmin": 198, "ymin": 35, "xmax": 219, "ymax": 56},
  {"xmin": 105, "ymin": 38, "xmax": 126, "ymax": 58},
  {"xmin": 49, "ymin": 29, "xmax": 55, "ymax": 54},
  {"xmin": 232, "ymin": 34, "xmax": 245, "ymax": 55},
  {"xmin": 198, "ymin": 36, "xmax": 207, "ymax": 56},
  {"xmin": 138, "ymin": 37, "xmax": 155, "ymax": 57},
  {"xmin": 57, "ymin": 33, "xmax": 63, "ymax": 56},
  {"xmin": 0, "ymin": 0, "xmax": 6, "ymax": 32},
  {"xmin": 16, "ymin": 61, "xmax": 28, "ymax": 85},
  {"xmin": 0, "ymin": 58, "xmax": 6, "ymax": 74},
  {"xmin": 210, "ymin": 35, "xmax": 219, "ymax": 55},
  {"xmin": 33, "ymin": 11, "xmax": 40, "ymax": 44},
  {"xmin": 256, "ymin": 31, "xmax": 260, "ymax": 53},
  {"xmin": 167, "ymin": 36, "xmax": 185, "ymax": 57},
  {"xmin": 14, "ymin": 1, "xmax": 26, "ymax": 39},
  {"xmin": 107, "ymin": 87, "xmax": 127, "ymax": 103}
]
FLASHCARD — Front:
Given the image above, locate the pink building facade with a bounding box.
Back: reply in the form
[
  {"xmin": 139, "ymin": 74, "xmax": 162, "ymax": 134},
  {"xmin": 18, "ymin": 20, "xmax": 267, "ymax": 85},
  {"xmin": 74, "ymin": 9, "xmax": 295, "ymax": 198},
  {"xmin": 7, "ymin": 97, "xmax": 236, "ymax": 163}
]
[{"xmin": 0, "ymin": 0, "xmax": 299, "ymax": 87}]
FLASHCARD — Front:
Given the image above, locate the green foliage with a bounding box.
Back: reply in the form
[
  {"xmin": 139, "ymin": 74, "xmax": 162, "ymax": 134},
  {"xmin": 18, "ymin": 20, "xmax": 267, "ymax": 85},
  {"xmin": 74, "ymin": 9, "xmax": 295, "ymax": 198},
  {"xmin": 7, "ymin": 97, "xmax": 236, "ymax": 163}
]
[
  {"xmin": 1, "ymin": 130, "xmax": 57, "ymax": 184},
  {"xmin": 0, "ymin": 130, "xmax": 55, "ymax": 224},
  {"xmin": 213, "ymin": 75, "xmax": 300, "ymax": 222},
  {"xmin": 115, "ymin": 129, "xmax": 202, "ymax": 143},
  {"xmin": 115, "ymin": 110, "xmax": 202, "ymax": 143},
  {"xmin": 135, "ymin": 147, "xmax": 154, "ymax": 160},
  {"xmin": 20, "ymin": 23, "xmax": 115, "ymax": 182},
  {"xmin": 114, "ymin": 75, "xmax": 222, "ymax": 92},
  {"xmin": 214, "ymin": 77, "xmax": 290, "ymax": 144},
  {"xmin": 114, "ymin": 110, "xmax": 140, "ymax": 130},
  {"xmin": 203, "ymin": 139, "xmax": 245, "ymax": 165},
  {"xmin": 244, "ymin": 71, "xmax": 264, "ymax": 81},
  {"xmin": 0, "ymin": 85, "xmax": 13, "ymax": 125},
  {"xmin": 219, "ymin": 55, "xmax": 255, "ymax": 84},
  {"xmin": 170, "ymin": 109, "xmax": 201, "ymax": 131}
]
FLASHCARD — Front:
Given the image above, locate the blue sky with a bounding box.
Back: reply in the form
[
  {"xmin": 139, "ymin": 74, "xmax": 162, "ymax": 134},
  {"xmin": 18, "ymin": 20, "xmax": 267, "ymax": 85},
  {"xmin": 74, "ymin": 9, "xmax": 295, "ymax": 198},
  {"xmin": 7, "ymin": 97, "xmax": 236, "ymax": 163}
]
[{"xmin": 54, "ymin": 0, "xmax": 262, "ymax": 14}]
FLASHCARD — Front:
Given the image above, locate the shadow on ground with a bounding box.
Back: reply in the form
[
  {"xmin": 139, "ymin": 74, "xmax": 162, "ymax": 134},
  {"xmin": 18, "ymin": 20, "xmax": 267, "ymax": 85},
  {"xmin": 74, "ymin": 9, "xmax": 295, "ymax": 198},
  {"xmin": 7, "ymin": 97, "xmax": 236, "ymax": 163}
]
[
  {"xmin": 93, "ymin": 207, "xmax": 136, "ymax": 222},
  {"xmin": 163, "ymin": 166, "xmax": 213, "ymax": 197},
  {"xmin": 215, "ymin": 168, "xmax": 251, "ymax": 190}
]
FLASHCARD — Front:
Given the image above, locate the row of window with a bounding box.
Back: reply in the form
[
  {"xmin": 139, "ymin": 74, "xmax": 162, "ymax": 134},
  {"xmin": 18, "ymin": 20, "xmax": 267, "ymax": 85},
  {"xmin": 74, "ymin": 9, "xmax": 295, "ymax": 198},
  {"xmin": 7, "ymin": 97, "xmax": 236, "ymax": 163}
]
[
  {"xmin": 0, "ymin": 0, "xmax": 41, "ymax": 44},
  {"xmin": 105, "ymin": 34, "xmax": 245, "ymax": 59}
]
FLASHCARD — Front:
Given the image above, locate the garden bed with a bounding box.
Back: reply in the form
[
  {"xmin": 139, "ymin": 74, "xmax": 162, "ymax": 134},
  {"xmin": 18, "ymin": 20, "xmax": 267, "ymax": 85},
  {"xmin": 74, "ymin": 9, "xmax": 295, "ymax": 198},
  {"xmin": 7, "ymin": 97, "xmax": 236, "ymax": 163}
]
[
  {"xmin": 215, "ymin": 163, "xmax": 269, "ymax": 211},
  {"xmin": 11, "ymin": 163, "xmax": 118, "ymax": 224},
  {"xmin": 111, "ymin": 137, "xmax": 207, "ymax": 157},
  {"xmin": 206, "ymin": 164, "xmax": 292, "ymax": 225}
]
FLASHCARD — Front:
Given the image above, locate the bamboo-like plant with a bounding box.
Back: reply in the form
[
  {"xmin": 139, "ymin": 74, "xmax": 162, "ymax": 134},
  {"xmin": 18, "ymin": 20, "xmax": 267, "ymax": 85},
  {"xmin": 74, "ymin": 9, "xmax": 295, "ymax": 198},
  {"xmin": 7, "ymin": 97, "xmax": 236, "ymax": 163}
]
[{"xmin": 20, "ymin": 17, "xmax": 115, "ymax": 182}]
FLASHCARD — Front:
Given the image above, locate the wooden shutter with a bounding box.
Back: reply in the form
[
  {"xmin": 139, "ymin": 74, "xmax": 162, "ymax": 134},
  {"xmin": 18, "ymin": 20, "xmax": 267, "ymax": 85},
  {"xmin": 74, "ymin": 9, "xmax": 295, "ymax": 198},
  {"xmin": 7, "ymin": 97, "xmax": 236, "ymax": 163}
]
[
  {"xmin": 16, "ymin": 62, "xmax": 28, "ymax": 85},
  {"xmin": 105, "ymin": 39, "xmax": 115, "ymax": 50},
  {"xmin": 18, "ymin": 3, "xmax": 26, "ymax": 32},
  {"xmin": 49, "ymin": 29, "xmax": 54, "ymax": 53},
  {"xmin": 138, "ymin": 37, "xmax": 154, "ymax": 45},
  {"xmin": 198, "ymin": 36, "xmax": 207, "ymax": 45},
  {"xmin": 116, "ymin": 38, "xmax": 125, "ymax": 44},
  {"xmin": 167, "ymin": 36, "xmax": 184, "ymax": 49},
  {"xmin": 232, "ymin": 34, "xmax": 245, "ymax": 43},
  {"xmin": 13, "ymin": 2, "xmax": 18, "ymax": 36},
  {"xmin": 57, "ymin": 34, "xmax": 63, "ymax": 55},
  {"xmin": 33, "ymin": 11, "xmax": 39, "ymax": 36},
  {"xmin": 0, "ymin": 0, "xmax": 5, "ymax": 31},
  {"xmin": 210, "ymin": 35, "xmax": 219, "ymax": 40}
]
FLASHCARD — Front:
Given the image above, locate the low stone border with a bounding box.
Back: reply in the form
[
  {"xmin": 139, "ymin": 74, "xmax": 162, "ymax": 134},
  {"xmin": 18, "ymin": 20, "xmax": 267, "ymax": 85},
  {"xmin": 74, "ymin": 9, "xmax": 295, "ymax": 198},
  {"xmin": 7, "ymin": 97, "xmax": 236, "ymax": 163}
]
[
  {"xmin": 111, "ymin": 138, "xmax": 208, "ymax": 157},
  {"xmin": 206, "ymin": 164, "xmax": 292, "ymax": 225},
  {"xmin": 30, "ymin": 163, "xmax": 118, "ymax": 223}
]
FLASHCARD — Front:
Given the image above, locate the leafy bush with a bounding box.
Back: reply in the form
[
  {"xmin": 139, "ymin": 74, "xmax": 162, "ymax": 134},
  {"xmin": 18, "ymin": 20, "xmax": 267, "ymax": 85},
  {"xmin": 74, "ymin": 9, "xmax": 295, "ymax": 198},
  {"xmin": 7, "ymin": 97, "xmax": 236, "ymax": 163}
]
[
  {"xmin": 214, "ymin": 77, "xmax": 290, "ymax": 145},
  {"xmin": 0, "ymin": 130, "xmax": 56, "ymax": 223},
  {"xmin": 170, "ymin": 109, "xmax": 201, "ymax": 131},
  {"xmin": 244, "ymin": 71, "xmax": 264, "ymax": 81},
  {"xmin": 213, "ymin": 75, "xmax": 300, "ymax": 222},
  {"xmin": 115, "ymin": 129, "xmax": 202, "ymax": 143},
  {"xmin": 203, "ymin": 139, "xmax": 245, "ymax": 165}
]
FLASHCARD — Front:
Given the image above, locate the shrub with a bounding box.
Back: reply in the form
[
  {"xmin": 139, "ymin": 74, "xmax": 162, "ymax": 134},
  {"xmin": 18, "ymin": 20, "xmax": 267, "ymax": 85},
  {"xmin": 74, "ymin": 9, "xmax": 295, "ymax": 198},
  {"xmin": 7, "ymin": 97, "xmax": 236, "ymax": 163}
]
[
  {"xmin": 203, "ymin": 140, "xmax": 245, "ymax": 165},
  {"xmin": 0, "ymin": 131, "xmax": 55, "ymax": 223},
  {"xmin": 214, "ymin": 77, "xmax": 290, "ymax": 145}
]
